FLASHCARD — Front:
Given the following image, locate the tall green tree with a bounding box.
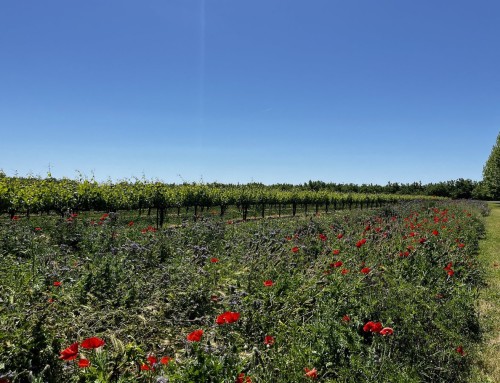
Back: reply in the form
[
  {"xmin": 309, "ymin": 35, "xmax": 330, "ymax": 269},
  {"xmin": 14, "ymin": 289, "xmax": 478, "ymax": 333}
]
[{"xmin": 482, "ymin": 132, "xmax": 500, "ymax": 200}]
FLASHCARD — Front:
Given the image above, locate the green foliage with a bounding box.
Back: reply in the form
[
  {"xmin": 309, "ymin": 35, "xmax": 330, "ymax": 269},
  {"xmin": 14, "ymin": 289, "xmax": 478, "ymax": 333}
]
[
  {"xmin": 0, "ymin": 200, "xmax": 489, "ymax": 382},
  {"xmin": 0, "ymin": 176, "xmax": 447, "ymax": 220},
  {"xmin": 482, "ymin": 132, "xmax": 500, "ymax": 200}
]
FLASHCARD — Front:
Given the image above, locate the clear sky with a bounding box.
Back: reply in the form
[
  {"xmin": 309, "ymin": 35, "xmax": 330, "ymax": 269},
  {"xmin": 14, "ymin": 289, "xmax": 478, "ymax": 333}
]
[{"xmin": 1, "ymin": 0, "xmax": 499, "ymax": 185}]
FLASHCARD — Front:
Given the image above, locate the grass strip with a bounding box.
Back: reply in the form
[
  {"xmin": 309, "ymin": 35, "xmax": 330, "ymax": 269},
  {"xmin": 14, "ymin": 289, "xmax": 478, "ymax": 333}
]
[{"xmin": 473, "ymin": 202, "xmax": 500, "ymax": 382}]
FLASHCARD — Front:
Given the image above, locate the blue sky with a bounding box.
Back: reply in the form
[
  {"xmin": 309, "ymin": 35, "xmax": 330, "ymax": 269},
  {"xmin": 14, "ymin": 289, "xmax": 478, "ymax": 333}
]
[{"xmin": 1, "ymin": 0, "xmax": 499, "ymax": 185}]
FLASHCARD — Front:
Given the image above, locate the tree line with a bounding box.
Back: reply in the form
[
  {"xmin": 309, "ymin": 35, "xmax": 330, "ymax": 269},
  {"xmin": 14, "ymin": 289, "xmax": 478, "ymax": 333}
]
[{"xmin": 301, "ymin": 178, "xmax": 482, "ymax": 199}]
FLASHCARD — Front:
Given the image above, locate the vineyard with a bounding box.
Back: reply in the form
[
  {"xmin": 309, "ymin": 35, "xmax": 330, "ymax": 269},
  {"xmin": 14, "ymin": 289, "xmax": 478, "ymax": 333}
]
[
  {"xmin": 0, "ymin": 191, "xmax": 489, "ymax": 382},
  {"xmin": 0, "ymin": 176, "xmax": 443, "ymax": 226}
]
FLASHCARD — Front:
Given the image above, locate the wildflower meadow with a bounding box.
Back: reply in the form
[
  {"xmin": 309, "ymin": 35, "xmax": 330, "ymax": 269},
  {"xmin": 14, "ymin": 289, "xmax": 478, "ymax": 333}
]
[{"xmin": 0, "ymin": 199, "xmax": 489, "ymax": 382}]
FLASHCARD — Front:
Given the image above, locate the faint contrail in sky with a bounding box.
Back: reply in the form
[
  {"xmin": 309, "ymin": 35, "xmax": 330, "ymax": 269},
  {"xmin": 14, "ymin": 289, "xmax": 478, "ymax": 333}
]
[{"xmin": 198, "ymin": 0, "xmax": 206, "ymax": 144}]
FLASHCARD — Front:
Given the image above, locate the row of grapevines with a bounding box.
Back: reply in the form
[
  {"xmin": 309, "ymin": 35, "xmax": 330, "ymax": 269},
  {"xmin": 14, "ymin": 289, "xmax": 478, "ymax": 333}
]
[{"xmin": 0, "ymin": 176, "xmax": 444, "ymax": 222}]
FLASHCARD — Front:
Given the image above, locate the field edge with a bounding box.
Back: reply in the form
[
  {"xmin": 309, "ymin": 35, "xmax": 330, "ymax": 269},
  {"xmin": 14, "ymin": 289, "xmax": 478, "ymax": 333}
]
[{"xmin": 472, "ymin": 202, "xmax": 500, "ymax": 383}]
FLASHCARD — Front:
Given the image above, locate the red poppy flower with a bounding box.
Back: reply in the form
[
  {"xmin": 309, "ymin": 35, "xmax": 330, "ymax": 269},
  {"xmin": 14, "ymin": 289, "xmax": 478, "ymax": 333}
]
[
  {"xmin": 458, "ymin": 243, "xmax": 465, "ymax": 248},
  {"xmin": 78, "ymin": 358, "xmax": 90, "ymax": 368},
  {"xmin": 128, "ymin": 221, "xmax": 134, "ymax": 227},
  {"xmin": 419, "ymin": 238, "xmax": 427, "ymax": 244},
  {"xmin": 187, "ymin": 329, "xmax": 203, "ymax": 342},
  {"xmin": 363, "ymin": 321, "xmax": 374, "ymax": 332},
  {"xmin": 210, "ymin": 257, "xmax": 219, "ymax": 263},
  {"xmin": 292, "ymin": 246, "xmax": 299, "ymax": 253},
  {"xmin": 356, "ymin": 239, "xmax": 367, "ymax": 248},
  {"xmin": 81, "ymin": 337, "xmax": 105, "ymax": 349},
  {"xmin": 319, "ymin": 234, "xmax": 327, "ymax": 241},
  {"xmin": 142, "ymin": 225, "xmax": 157, "ymax": 234},
  {"xmin": 342, "ymin": 315, "xmax": 351, "ymax": 322},
  {"xmin": 363, "ymin": 321, "xmax": 383, "ymax": 333},
  {"xmin": 59, "ymin": 342, "xmax": 79, "ymax": 360},
  {"xmin": 372, "ymin": 322, "xmax": 383, "ymax": 333},
  {"xmin": 140, "ymin": 363, "xmax": 151, "ymax": 371},
  {"xmin": 285, "ymin": 236, "xmax": 292, "ymax": 241},
  {"xmin": 379, "ymin": 327, "xmax": 394, "ymax": 336},
  {"xmin": 264, "ymin": 335, "xmax": 275, "ymax": 345},
  {"xmin": 216, "ymin": 311, "xmax": 240, "ymax": 325},
  {"xmin": 263, "ymin": 280, "xmax": 274, "ymax": 287},
  {"xmin": 337, "ymin": 233, "xmax": 344, "ymax": 239},
  {"xmin": 12, "ymin": 215, "xmax": 20, "ymax": 221},
  {"xmin": 432, "ymin": 230, "xmax": 439, "ymax": 236},
  {"xmin": 147, "ymin": 355, "xmax": 157, "ymax": 365},
  {"xmin": 35, "ymin": 227, "xmax": 42, "ymax": 231},
  {"xmin": 160, "ymin": 356, "xmax": 173, "ymax": 364},
  {"xmin": 53, "ymin": 281, "xmax": 61, "ymax": 287},
  {"xmin": 341, "ymin": 268, "xmax": 349, "ymax": 275},
  {"xmin": 447, "ymin": 269, "xmax": 455, "ymax": 276},
  {"xmin": 332, "ymin": 249, "xmax": 340, "ymax": 255},
  {"xmin": 100, "ymin": 213, "xmax": 109, "ymax": 220},
  {"xmin": 360, "ymin": 267, "xmax": 371, "ymax": 274},
  {"xmin": 456, "ymin": 345, "xmax": 465, "ymax": 356},
  {"xmin": 304, "ymin": 367, "xmax": 318, "ymax": 379},
  {"xmin": 332, "ymin": 261, "xmax": 343, "ymax": 268},
  {"xmin": 236, "ymin": 373, "xmax": 252, "ymax": 383},
  {"xmin": 444, "ymin": 262, "xmax": 453, "ymax": 271}
]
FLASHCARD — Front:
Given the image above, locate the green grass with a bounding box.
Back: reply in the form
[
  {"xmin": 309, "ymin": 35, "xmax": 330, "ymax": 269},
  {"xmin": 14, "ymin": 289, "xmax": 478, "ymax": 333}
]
[{"xmin": 473, "ymin": 202, "xmax": 500, "ymax": 383}]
